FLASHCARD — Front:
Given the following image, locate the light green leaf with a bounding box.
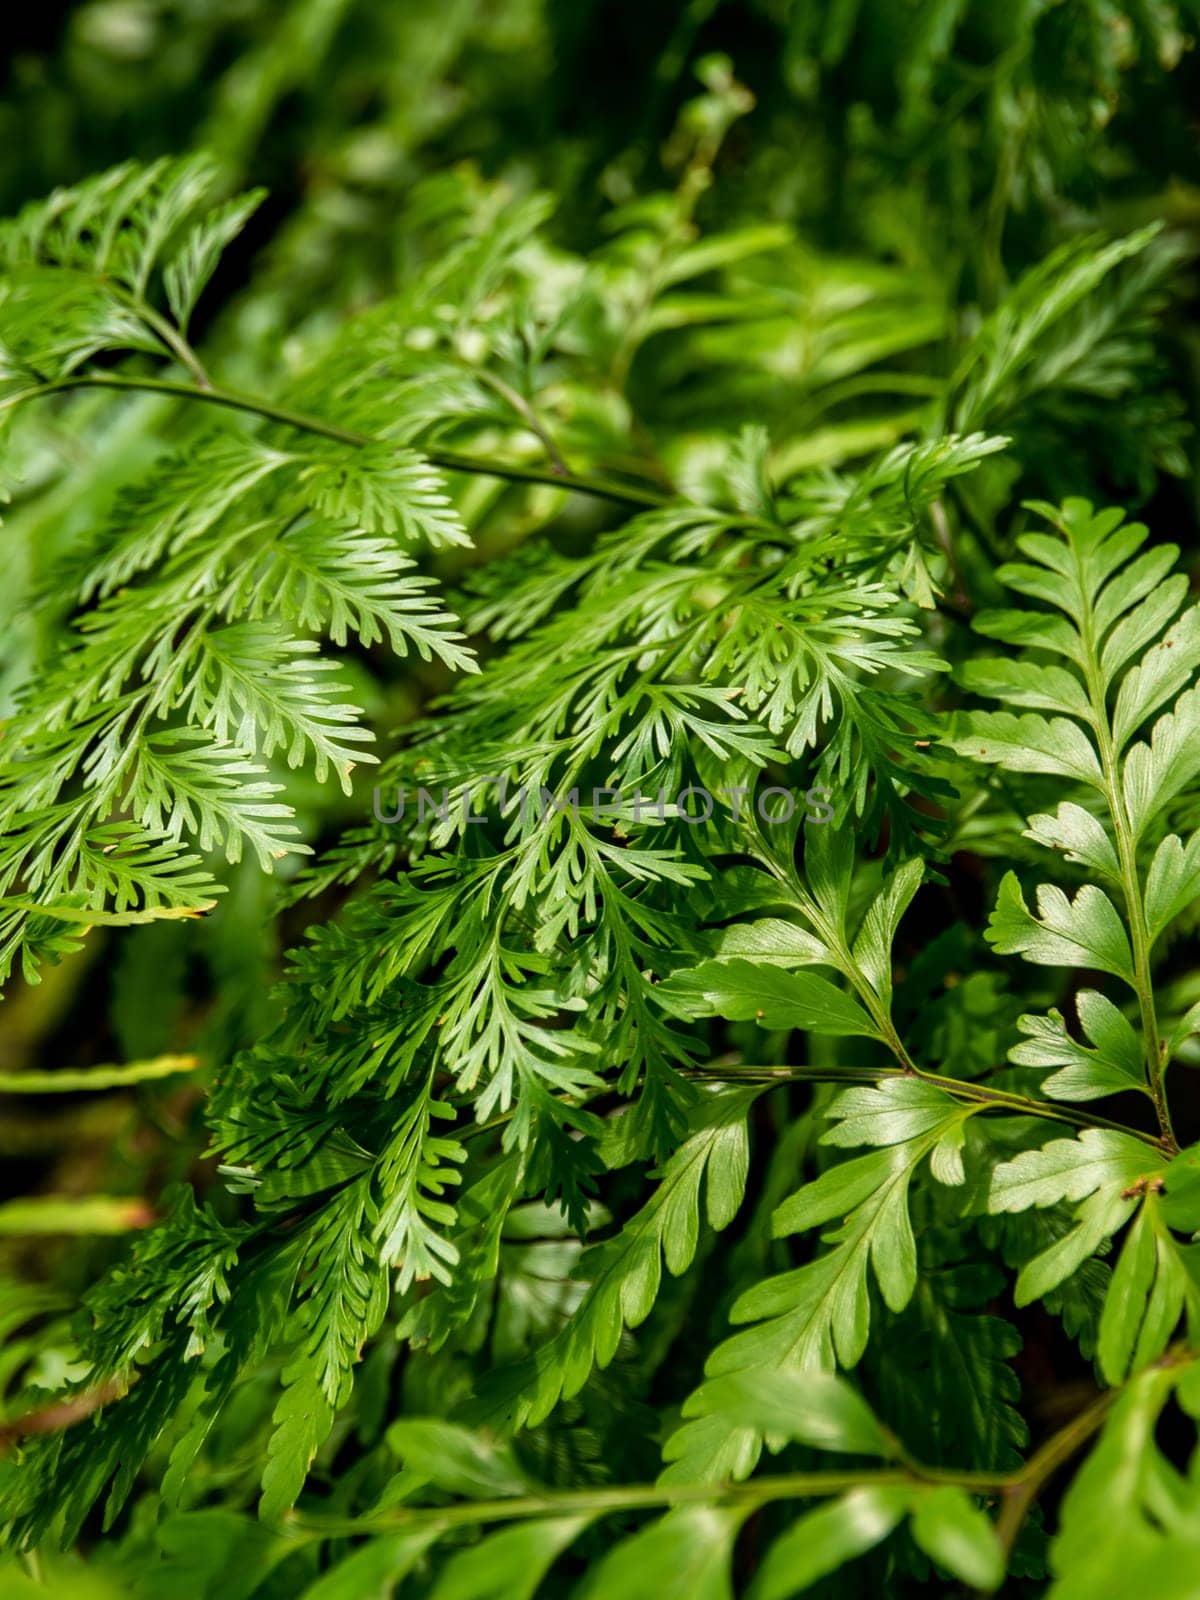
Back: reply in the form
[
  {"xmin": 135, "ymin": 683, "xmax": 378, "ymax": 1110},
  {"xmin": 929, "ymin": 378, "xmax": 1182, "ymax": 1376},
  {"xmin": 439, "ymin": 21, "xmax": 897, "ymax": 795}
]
[
  {"xmin": 986, "ymin": 872, "xmax": 1134, "ymax": 985},
  {"xmin": 1144, "ymin": 832, "xmax": 1200, "ymax": 948},
  {"xmin": 946, "ymin": 711, "xmax": 1103, "ymax": 787},
  {"xmin": 1094, "ymin": 1199, "xmax": 1194, "ymax": 1385},
  {"xmin": 803, "ymin": 823, "xmax": 855, "ymax": 929},
  {"xmin": 260, "ymin": 1374, "xmax": 334, "ymax": 1521},
  {"xmin": 428, "ymin": 1517, "xmax": 590, "ymax": 1600},
  {"xmin": 1122, "ymin": 687, "xmax": 1200, "ymax": 840},
  {"xmin": 851, "ymin": 858, "xmax": 923, "ymax": 1008},
  {"xmin": 957, "ymin": 659, "xmax": 1092, "ymax": 718},
  {"xmin": 909, "ymin": 1485, "xmax": 1004, "ymax": 1591},
  {"xmin": 819, "ymin": 1079, "xmax": 967, "ymax": 1151},
  {"xmin": 710, "ymin": 918, "xmax": 831, "ymax": 967},
  {"xmin": 1008, "ymin": 992, "xmax": 1147, "ymax": 1102},
  {"xmin": 164, "ymin": 187, "xmax": 266, "ymax": 329},
  {"xmin": 664, "ymin": 958, "xmax": 880, "ymax": 1038},
  {"xmin": 299, "ymin": 1530, "xmax": 442, "ymax": 1600},
  {"xmin": 989, "ymin": 1129, "xmax": 1156, "ymax": 1212},
  {"xmin": 581, "ymin": 1506, "xmax": 742, "ymax": 1600},
  {"xmin": 1023, "ymin": 803, "xmax": 1121, "ymax": 885},
  {"xmin": 1160, "ymin": 1146, "xmax": 1200, "ymax": 1231},
  {"xmin": 680, "ymin": 1370, "xmax": 895, "ymax": 1458},
  {"xmin": 748, "ymin": 1488, "xmax": 908, "ymax": 1600},
  {"xmin": 385, "ymin": 1419, "xmax": 529, "ymax": 1499},
  {"xmin": 971, "ymin": 606, "xmax": 1079, "ymax": 660},
  {"xmin": 297, "ymin": 443, "xmax": 470, "ymax": 550},
  {"xmin": 1099, "ymin": 577, "xmax": 1189, "ymax": 686},
  {"xmin": 1097, "ymin": 1205, "xmax": 1158, "ymax": 1385},
  {"xmin": 1113, "ymin": 604, "xmax": 1200, "ymax": 748},
  {"xmin": 990, "ymin": 1130, "xmax": 1166, "ymax": 1305},
  {"xmin": 1016, "ymin": 1189, "xmax": 1141, "ymax": 1307}
]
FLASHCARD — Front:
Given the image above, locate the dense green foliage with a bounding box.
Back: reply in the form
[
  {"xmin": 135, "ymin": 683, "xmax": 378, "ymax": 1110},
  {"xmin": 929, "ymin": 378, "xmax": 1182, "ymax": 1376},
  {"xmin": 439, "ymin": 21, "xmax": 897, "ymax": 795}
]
[{"xmin": 2, "ymin": 3, "xmax": 1200, "ymax": 1594}]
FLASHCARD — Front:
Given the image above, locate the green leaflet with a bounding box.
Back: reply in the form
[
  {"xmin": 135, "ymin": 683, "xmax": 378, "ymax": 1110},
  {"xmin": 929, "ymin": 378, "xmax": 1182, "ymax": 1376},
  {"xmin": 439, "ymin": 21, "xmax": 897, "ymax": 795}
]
[
  {"xmin": 957, "ymin": 659, "xmax": 1093, "ymax": 719},
  {"xmin": 851, "ymin": 857, "xmax": 924, "ymax": 1010},
  {"xmin": 746, "ymin": 1483, "xmax": 1003, "ymax": 1598},
  {"xmin": 990, "ymin": 1128, "xmax": 1157, "ymax": 1213},
  {"xmin": 262, "ymin": 1181, "xmax": 389, "ymax": 1516},
  {"xmin": 1122, "ymin": 686, "xmax": 1200, "ymax": 841},
  {"xmin": 1113, "ymin": 605, "xmax": 1200, "ymax": 750},
  {"xmin": 164, "ymin": 189, "xmax": 268, "ymax": 331},
  {"xmin": 1009, "ymin": 992, "xmax": 1148, "ymax": 1103},
  {"xmin": 1145, "ymin": 833, "xmax": 1200, "ymax": 947},
  {"xmin": 1047, "ymin": 1365, "xmax": 1200, "ymax": 1600},
  {"xmin": 676, "ymin": 1369, "xmax": 898, "ymax": 1459},
  {"xmin": 297, "ymin": 442, "xmax": 471, "ymax": 550},
  {"xmin": 299, "ymin": 1529, "xmax": 443, "ymax": 1600},
  {"xmin": 1022, "ymin": 802, "xmax": 1121, "ymax": 884},
  {"xmin": 987, "ymin": 1129, "xmax": 1199, "ymax": 1378},
  {"xmin": 0, "ymin": 156, "xmax": 260, "ymax": 379},
  {"xmin": 945, "ymin": 711, "xmax": 1105, "ymax": 788},
  {"xmin": 909, "ymin": 1486, "xmax": 1005, "ymax": 1592},
  {"xmin": 748, "ymin": 1489, "xmax": 908, "ymax": 1600},
  {"xmin": 580, "ymin": 1507, "xmax": 744, "ymax": 1600},
  {"xmin": 662, "ymin": 1080, "xmax": 978, "ymax": 1483},
  {"xmin": 708, "ymin": 918, "xmax": 832, "ymax": 967},
  {"xmin": 986, "ymin": 874, "xmax": 1134, "ymax": 985},
  {"xmin": 473, "ymin": 1087, "xmax": 764, "ymax": 1430},
  {"xmin": 668, "ymin": 836, "xmax": 922, "ymax": 1040},
  {"xmin": 1095, "ymin": 1198, "xmax": 1199, "ymax": 1384},
  {"xmin": 374, "ymin": 1088, "xmax": 466, "ymax": 1290},
  {"xmin": 386, "ymin": 1419, "xmax": 531, "ymax": 1499},
  {"xmin": 663, "ymin": 958, "xmax": 880, "ymax": 1039},
  {"xmin": 947, "ymin": 228, "xmax": 1171, "ymax": 437},
  {"xmin": 427, "ymin": 1518, "xmax": 594, "ymax": 1600}
]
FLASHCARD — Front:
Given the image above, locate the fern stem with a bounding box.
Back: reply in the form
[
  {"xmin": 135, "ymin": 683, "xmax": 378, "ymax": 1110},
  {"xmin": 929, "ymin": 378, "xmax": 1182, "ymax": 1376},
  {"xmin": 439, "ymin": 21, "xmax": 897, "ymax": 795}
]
[
  {"xmin": 295, "ymin": 1351, "xmax": 1197, "ymax": 1562},
  {"xmin": 473, "ymin": 365, "xmax": 572, "ymax": 477},
  {"xmin": 691, "ymin": 1064, "xmax": 1166, "ymax": 1148},
  {"xmin": 993, "ymin": 1389, "xmax": 1115, "ymax": 1560},
  {"xmin": 771, "ymin": 878, "xmax": 924, "ymax": 1075},
  {"xmin": 993, "ymin": 1343, "xmax": 1196, "ymax": 1560},
  {"xmin": 1, "ymin": 374, "xmax": 667, "ymax": 509},
  {"xmin": 293, "ymin": 1466, "xmax": 1006, "ymax": 1539},
  {"xmin": 130, "ymin": 300, "xmax": 214, "ymax": 389}
]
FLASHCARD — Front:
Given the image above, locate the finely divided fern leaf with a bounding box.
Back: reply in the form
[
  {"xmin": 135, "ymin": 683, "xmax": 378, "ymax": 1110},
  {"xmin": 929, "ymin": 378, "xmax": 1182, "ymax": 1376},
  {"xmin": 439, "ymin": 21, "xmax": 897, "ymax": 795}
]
[{"xmin": 0, "ymin": 160, "xmax": 477, "ymax": 983}]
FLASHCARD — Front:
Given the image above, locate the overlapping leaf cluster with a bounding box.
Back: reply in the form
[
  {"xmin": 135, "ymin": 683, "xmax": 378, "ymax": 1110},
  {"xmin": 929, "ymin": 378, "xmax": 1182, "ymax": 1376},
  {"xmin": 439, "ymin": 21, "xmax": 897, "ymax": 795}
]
[{"xmin": 0, "ymin": 16, "xmax": 1199, "ymax": 1600}]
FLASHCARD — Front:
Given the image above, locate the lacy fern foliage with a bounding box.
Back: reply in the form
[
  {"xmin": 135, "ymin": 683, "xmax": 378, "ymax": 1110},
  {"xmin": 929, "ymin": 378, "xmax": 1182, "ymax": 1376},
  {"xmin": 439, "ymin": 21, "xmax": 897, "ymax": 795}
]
[{"xmin": 2, "ymin": 33, "xmax": 1200, "ymax": 1599}]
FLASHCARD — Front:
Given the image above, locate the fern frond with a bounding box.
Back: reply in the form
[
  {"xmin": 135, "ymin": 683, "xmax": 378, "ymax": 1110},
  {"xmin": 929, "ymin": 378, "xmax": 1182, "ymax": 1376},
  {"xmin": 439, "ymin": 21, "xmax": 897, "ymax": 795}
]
[{"xmin": 0, "ymin": 156, "xmax": 262, "ymax": 386}]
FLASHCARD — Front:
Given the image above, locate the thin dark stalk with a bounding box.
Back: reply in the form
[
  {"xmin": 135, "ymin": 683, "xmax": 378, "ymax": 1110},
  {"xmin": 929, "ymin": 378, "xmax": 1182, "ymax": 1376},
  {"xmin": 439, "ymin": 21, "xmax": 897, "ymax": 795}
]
[
  {"xmin": 0, "ymin": 374, "xmax": 667, "ymax": 510},
  {"xmin": 686, "ymin": 1063, "xmax": 1167, "ymax": 1148}
]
